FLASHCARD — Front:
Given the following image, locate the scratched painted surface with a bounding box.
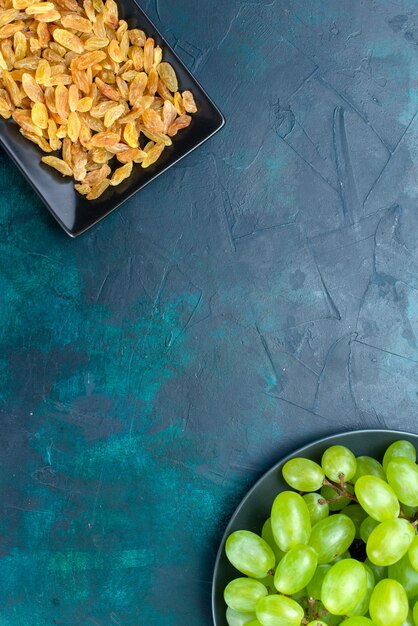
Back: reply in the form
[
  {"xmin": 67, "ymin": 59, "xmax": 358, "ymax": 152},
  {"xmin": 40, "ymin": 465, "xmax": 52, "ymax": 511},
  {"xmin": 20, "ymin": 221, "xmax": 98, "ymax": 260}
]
[{"xmin": 1, "ymin": 0, "xmax": 418, "ymax": 624}]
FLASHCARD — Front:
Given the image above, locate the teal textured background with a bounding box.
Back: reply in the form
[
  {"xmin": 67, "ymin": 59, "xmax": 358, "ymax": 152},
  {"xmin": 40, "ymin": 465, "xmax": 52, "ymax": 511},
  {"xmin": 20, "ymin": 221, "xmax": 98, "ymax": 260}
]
[{"xmin": 2, "ymin": 0, "xmax": 418, "ymax": 624}]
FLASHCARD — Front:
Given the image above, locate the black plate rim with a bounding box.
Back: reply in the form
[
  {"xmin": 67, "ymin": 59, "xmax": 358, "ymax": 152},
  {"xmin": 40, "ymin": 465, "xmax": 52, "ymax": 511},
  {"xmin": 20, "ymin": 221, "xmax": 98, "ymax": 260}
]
[
  {"xmin": 211, "ymin": 427, "xmax": 418, "ymax": 624},
  {"xmin": 0, "ymin": 0, "xmax": 225, "ymax": 238}
]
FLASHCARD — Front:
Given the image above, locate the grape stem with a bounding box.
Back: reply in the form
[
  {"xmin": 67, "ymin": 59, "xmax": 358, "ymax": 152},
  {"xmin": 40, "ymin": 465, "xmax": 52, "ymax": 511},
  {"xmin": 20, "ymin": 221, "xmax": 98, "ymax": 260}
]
[{"xmin": 319, "ymin": 475, "xmax": 359, "ymax": 505}]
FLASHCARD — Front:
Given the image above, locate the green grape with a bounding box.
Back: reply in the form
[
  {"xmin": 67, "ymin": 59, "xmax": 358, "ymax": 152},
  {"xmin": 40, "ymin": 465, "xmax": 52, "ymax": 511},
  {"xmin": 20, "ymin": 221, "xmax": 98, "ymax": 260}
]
[
  {"xmin": 341, "ymin": 504, "xmax": 368, "ymax": 539},
  {"xmin": 360, "ymin": 516, "xmax": 379, "ymax": 543},
  {"xmin": 309, "ymin": 514, "xmax": 355, "ymax": 564},
  {"xmin": 261, "ymin": 519, "xmax": 284, "ymax": 564},
  {"xmin": 369, "ymin": 578, "xmax": 409, "ymax": 626},
  {"xmin": 321, "ymin": 445, "xmax": 357, "ymax": 482},
  {"xmin": 383, "ymin": 440, "xmax": 416, "ymax": 472},
  {"xmin": 340, "ymin": 615, "xmax": 374, "ymax": 626},
  {"xmin": 303, "ymin": 492, "xmax": 330, "ymax": 525},
  {"xmin": 414, "ymin": 601, "xmax": 418, "ymax": 626},
  {"xmin": 408, "ymin": 536, "xmax": 418, "ymax": 571},
  {"xmin": 401, "ymin": 608, "xmax": 414, "ymax": 626},
  {"xmin": 244, "ymin": 621, "xmax": 263, "ymax": 626},
  {"xmin": 282, "ymin": 457, "xmax": 325, "ymax": 491},
  {"xmin": 366, "ymin": 517, "xmax": 414, "ymax": 566},
  {"xmin": 320, "ymin": 484, "xmax": 353, "ymax": 511},
  {"xmin": 306, "ymin": 563, "xmax": 331, "ymax": 599},
  {"xmin": 307, "ymin": 622, "xmax": 328, "ymax": 626},
  {"xmin": 224, "ymin": 578, "xmax": 268, "ymax": 613},
  {"xmin": 226, "ymin": 531, "xmax": 275, "ymax": 579},
  {"xmin": 354, "ymin": 475, "xmax": 400, "ymax": 521},
  {"xmin": 365, "ymin": 557, "xmax": 387, "ymax": 583},
  {"xmin": 353, "ymin": 455, "xmax": 386, "ymax": 483},
  {"xmin": 321, "ymin": 558, "xmax": 367, "ymax": 615},
  {"xmin": 274, "ymin": 545, "xmax": 318, "ymax": 594},
  {"xmin": 386, "ymin": 458, "xmax": 418, "ymax": 507},
  {"xmin": 271, "ymin": 491, "xmax": 311, "ymax": 552},
  {"xmin": 348, "ymin": 563, "xmax": 374, "ymax": 616},
  {"xmin": 256, "ymin": 595, "xmax": 304, "ymax": 626},
  {"xmin": 226, "ymin": 607, "xmax": 256, "ymax": 626},
  {"xmin": 388, "ymin": 553, "xmax": 418, "ymax": 602}
]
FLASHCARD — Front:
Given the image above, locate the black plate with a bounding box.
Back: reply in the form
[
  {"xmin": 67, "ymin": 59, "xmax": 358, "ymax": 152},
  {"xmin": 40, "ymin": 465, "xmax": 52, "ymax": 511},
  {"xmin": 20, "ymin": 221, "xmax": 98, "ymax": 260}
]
[
  {"xmin": 212, "ymin": 429, "xmax": 418, "ymax": 626},
  {"xmin": 0, "ymin": 2, "xmax": 224, "ymax": 237}
]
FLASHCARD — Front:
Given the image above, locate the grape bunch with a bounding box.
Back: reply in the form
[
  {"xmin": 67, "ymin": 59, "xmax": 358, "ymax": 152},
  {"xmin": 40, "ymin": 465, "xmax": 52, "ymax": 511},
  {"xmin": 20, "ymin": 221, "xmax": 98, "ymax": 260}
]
[{"xmin": 223, "ymin": 440, "xmax": 418, "ymax": 626}]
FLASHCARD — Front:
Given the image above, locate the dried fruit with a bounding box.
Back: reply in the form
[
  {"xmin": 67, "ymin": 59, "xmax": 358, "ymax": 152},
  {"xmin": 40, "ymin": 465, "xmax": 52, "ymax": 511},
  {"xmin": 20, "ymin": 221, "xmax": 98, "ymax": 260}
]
[
  {"xmin": 67, "ymin": 110, "xmax": 80, "ymax": 141},
  {"xmin": 53, "ymin": 29, "xmax": 84, "ymax": 54},
  {"xmin": 31, "ymin": 101, "xmax": 48, "ymax": 128},
  {"xmin": 123, "ymin": 121, "xmax": 138, "ymax": 148},
  {"xmin": 141, "ymin": 107, "xmax": 164, "ymax": 133},
  {"xmin": 41, "ymin": 155, "xmax": 73, "ymax": 175},
  {"xmin": 110, "ymin": 160, "xmax": 132, "ymax": 185},
  {"xmin": 35, "ymin": 58, "xmax": 51, "ymax": 84},
  {"xmin": 0, "ymin": 0, "xmax": 197, "ymax": 200},
  {"xmin": 86, "ymin": 177, "xmax": 110, "ymax": 199},
  {"xmin": 103, "ymin": 102, "xmax": 124, "ymax": 127},
  {"xmin": 61, "ymin": 14, "xmax": 92, "ymax": 33},
  {"xmin": 141, "ymin": 141, "xmax": 164, "ymax": 168},
  {"xmin": 157, "ymin": 62, "xmax": 178, "ymax": 92},
  {"xmin": 168, "ymin": 113, "xmax": 191, "ymax": 137},
  {"xmin": 182, "ymin": 90, "xmax": 197, "ymax": 113},
  {"xmin": 143, "ymin": 36, "xmax": 153, "ymax": 74}
]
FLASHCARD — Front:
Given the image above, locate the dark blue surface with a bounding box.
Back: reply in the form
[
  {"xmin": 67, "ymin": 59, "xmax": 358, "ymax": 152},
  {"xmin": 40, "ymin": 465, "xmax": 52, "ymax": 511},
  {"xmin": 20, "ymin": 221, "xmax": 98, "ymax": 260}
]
[{"xmin": 1, "ymin": 1, "xmax": 418, "ymax": 624}]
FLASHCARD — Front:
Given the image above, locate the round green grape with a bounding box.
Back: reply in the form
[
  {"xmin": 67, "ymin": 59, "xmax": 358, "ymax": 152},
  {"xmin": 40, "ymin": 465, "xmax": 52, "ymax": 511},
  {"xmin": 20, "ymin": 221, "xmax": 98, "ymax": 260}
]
[
  {"xmin": 261, "ymin": 518, "xmax": 284, "ymax": 564},
  {"xmin": 224, "ymin": 578, "xmax": 268, "ymax": 613},
  {"xmin": 366, "ymin": 518, "xmax": 414, "ymax": 566},
  {"xmin": 341, "ymin": 504, "xmax": 368, "ymax": 539},
  {"xmin": 364, "ymin": 557, "xmax": 387, "ymax": 583},
  {"xmin": 360, "ymin": 516, "xmax": 379, "ymax": 543},
  {"xmin": 226, "ymin": 607, "xmax": 256, "ymax": 626},
  {"xmin": 383, "ymin": 440, "xmax": 416, "ymax": 472},
  {"xmin": 309, "ymin": 514, "xmax": 355, "ymax": 564},
  {"xmin": 306, "ymin": 563, "xmax": 331, "ymax": 599},
  {"xmin": 413, "ymin": 601, "xmax": 418, "ymax": 626},
  {"xmin": 354, "ymin": 475, "xmax": 400, "ymax": 521},
  {"xmin": 273, "ymin": 545, "xmax": 317, "ymax": 594},
  {"xmin": 282, "ymin": 457, "xmax": 325, "ymax": 491},
  {"xmin": 271, "ymin": 491, "xmax": 311, "ymax": 552},
  {"xmin": 321, "ymin": 558, "xmax": 367, "ymax": 615},
  {"xmin": 386, "ymin": 457, "xmax": 418, "ymax": 507},
  {"xmin": 369, "ymin": 578, "xmax": 409, "ymax": 626},
  {"xmin": 348, "ymin": 563, "xmax": 374, "ymax": 616},
  {"xmin": 353, "ymin": 455, "xmax": 386, "ymax": 483},
  {"xmin": 408, "ymin": 536, "xmax": 418, "ymax": 572},
  {"xmin": 256, "ymin": 595, "xmax": 304, "ymax": 626},
  {"xmin": 388, "ymin": 553, "xmax": 418, "ymax": 602},
  {"xmin": 226, "ymin": 531, "xmax": 275, "ymax": 579},
  {"xmin": 321, "ymin": 445, "xmax": 357, "ymax": 482},
  {"xmin": 303, "ymin": 492, "xmax": 330, "ymax": 526},
  {"xmin": 307, "ymin": 622, "xmax": 329, "ymax": 626}
]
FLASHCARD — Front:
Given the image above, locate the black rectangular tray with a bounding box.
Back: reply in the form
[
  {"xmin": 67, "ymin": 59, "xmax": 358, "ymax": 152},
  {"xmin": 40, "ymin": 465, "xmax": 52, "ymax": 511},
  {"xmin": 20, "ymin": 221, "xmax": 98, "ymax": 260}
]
[{"xmin": 0, "ymin": 1, "xmax": 224, "ymax": 237}]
